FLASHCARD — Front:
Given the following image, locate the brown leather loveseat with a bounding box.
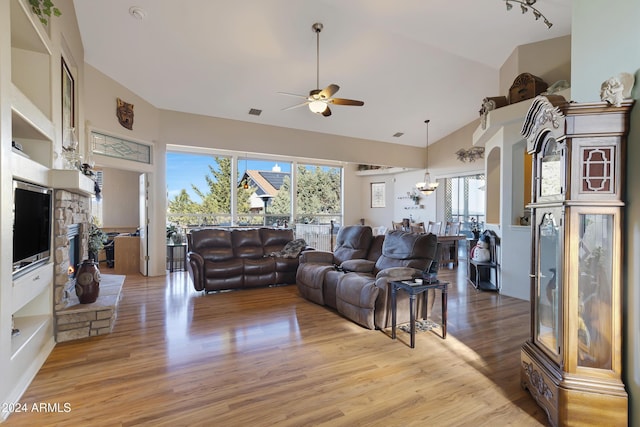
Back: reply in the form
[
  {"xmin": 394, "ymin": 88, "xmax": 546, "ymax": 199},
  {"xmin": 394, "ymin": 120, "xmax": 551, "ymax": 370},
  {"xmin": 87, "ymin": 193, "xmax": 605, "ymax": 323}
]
[
  {"xmin": 187, "ymin": 228, "xmax": 303, "ymax": 293},
  {"xmin": 296, "ymin": 226, "xmax": 438, "ymax": 329}
]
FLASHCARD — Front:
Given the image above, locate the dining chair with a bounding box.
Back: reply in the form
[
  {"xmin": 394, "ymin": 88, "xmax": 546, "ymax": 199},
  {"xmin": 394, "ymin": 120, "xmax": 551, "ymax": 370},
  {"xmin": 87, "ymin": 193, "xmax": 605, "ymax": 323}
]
[
  {"xmin": 426, "ymin": 221, "xmax": 442, "ymax": 235},
  {"xmin": 410, "ymin": 222, "xmax": 425, "ymax": 233},
  {"xmin": 391, "ymin": 221, "xmax": 404, "ymax": 231},
  {"xmin": 446, "ymin": 221, "xmax": 461, "ymax": 235}
]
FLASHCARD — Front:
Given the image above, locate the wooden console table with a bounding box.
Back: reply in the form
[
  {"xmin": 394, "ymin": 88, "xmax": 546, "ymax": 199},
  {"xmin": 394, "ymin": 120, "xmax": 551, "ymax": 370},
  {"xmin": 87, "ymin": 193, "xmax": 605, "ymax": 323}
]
[
  {"xmin": 114, "ymin": 236, "xmax": 140, "ymax": 275},
  {"xmin": 437, "ymin": 234, "xmax": 465, "ymax": 267}
]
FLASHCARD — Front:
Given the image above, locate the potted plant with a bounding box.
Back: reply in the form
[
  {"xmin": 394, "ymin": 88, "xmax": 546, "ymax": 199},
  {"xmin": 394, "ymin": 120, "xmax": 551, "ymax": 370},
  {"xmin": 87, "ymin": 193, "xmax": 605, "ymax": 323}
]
[
  {"xmin": 28, "ymin": 0, "xmax": 61, "ymax": 25},
  {"xmin": 88, "ymin": 222, "xmax": 107, "ymax": 261}
]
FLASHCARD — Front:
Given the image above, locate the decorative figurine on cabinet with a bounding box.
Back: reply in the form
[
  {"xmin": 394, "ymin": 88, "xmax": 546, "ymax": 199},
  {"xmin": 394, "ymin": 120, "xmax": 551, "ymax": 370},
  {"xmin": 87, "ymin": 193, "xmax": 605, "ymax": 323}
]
[{"xmin": 470, "ymin": 235, "xmax": 491, "ymax": 263}]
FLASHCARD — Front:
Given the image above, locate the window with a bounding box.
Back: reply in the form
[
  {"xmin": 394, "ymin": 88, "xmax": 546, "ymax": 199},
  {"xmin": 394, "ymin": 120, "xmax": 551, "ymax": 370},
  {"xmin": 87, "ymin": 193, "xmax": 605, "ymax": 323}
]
[
  {"xmin": 444, "ymin": 174, "xmax": 486, "ymax": 235},
  {"xmin": 166, "ymin": 152, "xmax": 232, "ymax": 227},
  {"xmin": 237, "ymin": 159, "xmax": 292, "ymax": 227},
  {"xmin": 166, "ymin": 152, "xmax": 343, "ymax": 233},
  {"xmin": 295, "ymin": 163, "xmax": 342, "ymax": 225},
  {"xmin": 91, "ymin": 131, "xmax": 152, "ymax": 164}
]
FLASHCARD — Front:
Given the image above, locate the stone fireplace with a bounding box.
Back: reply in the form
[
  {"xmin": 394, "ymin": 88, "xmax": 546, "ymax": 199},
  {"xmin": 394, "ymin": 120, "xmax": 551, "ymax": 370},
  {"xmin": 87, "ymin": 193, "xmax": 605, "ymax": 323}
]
[
  {"xmin": 52, "ymin": 189, "xmax": 123, "ymax": 342},
  {"xmin": 53, "ymin": 190, "xmax": 90, "ymax": 311}
]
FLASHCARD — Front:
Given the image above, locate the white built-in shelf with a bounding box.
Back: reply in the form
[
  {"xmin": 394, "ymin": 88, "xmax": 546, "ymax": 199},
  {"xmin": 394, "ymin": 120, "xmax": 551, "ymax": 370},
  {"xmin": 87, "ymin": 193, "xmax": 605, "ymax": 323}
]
[
  {"xmin": 12, "ymin": 262, "xmax": 53, "ymax": 313},
  {"xmin": 50, "ymin": 169, "xmax": 96, "ymax": 195},
  {"xmin": 10, "ymin": 315, "xmax": 52, "ymax": 360},
  {"xmin": 11, "ymin": 83, "xmax": 54, "ymax": 142},
  {"xmin": 10, "ymin": 0, "xmax": 52, "ymax": 55},
  {"xmin": 11, "ymin": 151, "xmax": 50, "ymax": 186}
]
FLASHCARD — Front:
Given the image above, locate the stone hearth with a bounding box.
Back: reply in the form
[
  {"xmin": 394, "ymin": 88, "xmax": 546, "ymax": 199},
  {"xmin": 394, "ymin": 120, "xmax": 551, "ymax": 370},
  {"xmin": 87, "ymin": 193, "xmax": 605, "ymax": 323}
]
[{"xmin": 56, "ymin": 274, "xmax": 125, "ymax": 342}]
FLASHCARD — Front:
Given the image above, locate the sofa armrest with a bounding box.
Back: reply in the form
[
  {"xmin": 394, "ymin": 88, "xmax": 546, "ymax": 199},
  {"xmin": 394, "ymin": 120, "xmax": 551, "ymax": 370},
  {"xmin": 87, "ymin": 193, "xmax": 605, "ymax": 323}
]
[
  {"xmin": 340, "ymin": 259, "xmax": 376, "ymax": 273},
  {"xmin": 375, "ymin": 267, "xmax": 421, "ymax": 281},
  {"xmin": 299, "ymin": 250, "xmax": 334, "ymax": 265},
  {"xmin": 186, "ymin": 251, "xmax": 205, "ymax": 291}
]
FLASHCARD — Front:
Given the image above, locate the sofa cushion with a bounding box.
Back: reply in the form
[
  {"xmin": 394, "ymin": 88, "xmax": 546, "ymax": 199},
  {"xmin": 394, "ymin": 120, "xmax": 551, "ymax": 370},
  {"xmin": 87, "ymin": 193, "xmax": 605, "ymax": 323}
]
[
  {"xmin": 367, "ymin": 235, "xmax": 385, "ymax": 261},
  {"xmin": 333, "ymin": 225, "xmax": 373, "ymax": 264},
  {"xmin": 243, "ymin": 258, "xmax": 276, "ymax": 287},
  {"xmin": 191, "ymin": 229, "xmax": 235, "ymax": 262},
  {"xmin": 261, "ymin": 228, "xmax": 294, "ymax": 254},
  {"xmin": 232, "ymin": 229, "xmax": 264, "ymax": 259},
  {"xmin": 340, "ymin": 259, "xmax": 376, "ymax": 273},
  {"xmin": 375, "ymin": 231, "xmax": 437, "ymax": 273}
]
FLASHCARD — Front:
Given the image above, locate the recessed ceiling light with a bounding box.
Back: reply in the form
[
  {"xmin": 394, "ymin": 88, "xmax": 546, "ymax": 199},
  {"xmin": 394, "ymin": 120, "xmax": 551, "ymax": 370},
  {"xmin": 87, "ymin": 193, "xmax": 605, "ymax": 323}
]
[
  {"xmin": 129, "ymin": 6, "xmax": 146, "ymax": 20},
  {"xmin": 393, "ymin": 132, "xmax": 404, "ymax": 138}
]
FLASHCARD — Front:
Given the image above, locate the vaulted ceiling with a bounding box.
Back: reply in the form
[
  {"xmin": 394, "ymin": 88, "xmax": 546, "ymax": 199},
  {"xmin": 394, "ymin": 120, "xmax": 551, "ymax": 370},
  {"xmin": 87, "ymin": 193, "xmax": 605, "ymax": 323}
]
[{"xmin": 74, "ymin": 0, "xmax": 572, "ymax": 148}]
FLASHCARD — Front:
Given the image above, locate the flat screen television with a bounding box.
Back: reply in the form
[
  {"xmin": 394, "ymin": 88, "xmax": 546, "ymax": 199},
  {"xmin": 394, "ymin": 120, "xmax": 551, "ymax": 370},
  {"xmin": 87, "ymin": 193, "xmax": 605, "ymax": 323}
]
[{"xmin": 12, "ymin": 180, "xmax": 52, "ymax": 276}]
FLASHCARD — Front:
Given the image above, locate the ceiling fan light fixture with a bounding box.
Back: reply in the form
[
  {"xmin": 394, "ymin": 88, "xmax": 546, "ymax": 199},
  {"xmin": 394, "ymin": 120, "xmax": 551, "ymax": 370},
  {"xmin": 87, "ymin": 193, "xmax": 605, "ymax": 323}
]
[{"xmin": 309, "ymin": 100, "xmax": 328, "ymax": 113}]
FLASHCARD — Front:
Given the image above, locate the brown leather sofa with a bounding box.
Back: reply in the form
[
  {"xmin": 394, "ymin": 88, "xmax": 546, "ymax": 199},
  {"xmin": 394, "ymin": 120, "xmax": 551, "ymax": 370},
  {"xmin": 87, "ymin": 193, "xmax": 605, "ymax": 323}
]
[
  {"xmin": 187, "ymin": 228, "xmax": 302, "ymax": 292},
  {"xmin": 296, "ymin": 225, "xmax": 382, "ymax": 306},
  {"xmin": 296, "ymin": 227, "xmax": 438, "ymax": 329}
]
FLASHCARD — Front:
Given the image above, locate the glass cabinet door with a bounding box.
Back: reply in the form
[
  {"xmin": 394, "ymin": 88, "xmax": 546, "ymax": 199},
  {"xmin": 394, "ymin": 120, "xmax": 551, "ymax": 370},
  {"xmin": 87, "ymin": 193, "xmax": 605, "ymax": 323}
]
[
  {"xmin": 576, "ymin": 213, "xmax": 614, "ymax": 369},
  {"xmin": 535, "ymin": 209, "xmax": 563, "ymax": 359}
]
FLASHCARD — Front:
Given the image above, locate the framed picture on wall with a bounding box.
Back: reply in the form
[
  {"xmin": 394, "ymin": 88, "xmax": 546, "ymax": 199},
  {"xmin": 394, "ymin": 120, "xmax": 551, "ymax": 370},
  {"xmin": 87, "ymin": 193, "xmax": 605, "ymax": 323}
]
[
  {"xmin": 371, "ymin": 182, "xmax": 386, "ymax": 208},
  {"xmin": 61, "ymin": 57, "xmax": 75, "ymax": 148}
]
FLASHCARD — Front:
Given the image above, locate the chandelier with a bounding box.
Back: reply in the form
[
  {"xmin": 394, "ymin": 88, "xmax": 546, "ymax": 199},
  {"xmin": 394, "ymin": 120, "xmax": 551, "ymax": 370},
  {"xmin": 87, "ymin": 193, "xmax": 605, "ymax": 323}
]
[
  {"xmin": 504, "ymin": 0, "xmax": 552, "ymax": 28},
  {"xmin": 415, "ymin": 119, "xmax": 439, "ymax": 196}
]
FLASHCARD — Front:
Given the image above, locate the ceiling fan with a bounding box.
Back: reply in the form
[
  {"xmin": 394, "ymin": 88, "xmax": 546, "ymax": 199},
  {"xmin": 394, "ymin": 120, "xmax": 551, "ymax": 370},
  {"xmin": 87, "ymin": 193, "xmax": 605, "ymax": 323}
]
[{"xmin": 279, "ymin": 23, "xmax": 364, "ymax": 117}]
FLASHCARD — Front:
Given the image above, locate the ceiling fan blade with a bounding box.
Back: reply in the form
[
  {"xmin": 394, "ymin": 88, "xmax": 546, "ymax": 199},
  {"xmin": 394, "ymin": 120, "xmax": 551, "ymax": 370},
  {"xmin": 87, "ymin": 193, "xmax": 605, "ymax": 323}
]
[
  {"xmin": 277, "ymin": 91, "xmax": 309, "ymax": 99},
  {"xmin": 318, "ymin": 84, "xmax": 340, "ymax": 99},
  {"xmin": 330, "ymin": 98, "xmax": 364, "ymax": 106},
  {"xmin": 282, "ymin": 101, "xmax": 310, "ymax": 111},
  {"xmin": 321, "ymin": 106, "xmax": 332, "ymax": 117}
]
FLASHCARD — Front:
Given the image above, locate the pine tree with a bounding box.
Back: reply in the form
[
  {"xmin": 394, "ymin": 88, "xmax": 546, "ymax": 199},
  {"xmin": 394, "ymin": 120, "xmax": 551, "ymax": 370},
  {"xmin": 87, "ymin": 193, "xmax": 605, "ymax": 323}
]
[{"xmin": 168, "ymin": 156, "xmax": 253, "ymax": 225}]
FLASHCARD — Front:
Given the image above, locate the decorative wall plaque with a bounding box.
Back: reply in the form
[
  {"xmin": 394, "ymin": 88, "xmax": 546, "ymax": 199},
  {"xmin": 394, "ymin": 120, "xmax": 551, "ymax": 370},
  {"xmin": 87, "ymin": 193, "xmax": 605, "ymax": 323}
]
[{"xmin": 116, "ymin": 97, "xmax": 134, "ymax": 130}]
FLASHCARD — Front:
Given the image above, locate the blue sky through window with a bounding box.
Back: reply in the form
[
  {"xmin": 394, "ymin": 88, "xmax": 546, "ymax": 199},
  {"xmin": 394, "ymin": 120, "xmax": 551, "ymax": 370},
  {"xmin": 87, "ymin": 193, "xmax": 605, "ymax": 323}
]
[{"xmin": 166, "ymin": 152, "xmax": 292, "ymax": 203}]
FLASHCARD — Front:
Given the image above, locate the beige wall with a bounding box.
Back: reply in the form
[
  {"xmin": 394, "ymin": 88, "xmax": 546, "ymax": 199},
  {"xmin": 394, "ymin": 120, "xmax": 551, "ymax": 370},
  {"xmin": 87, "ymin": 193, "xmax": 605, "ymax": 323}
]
[
  {"xmin": 427, "ymin": 119, "xmax": 485, "ymax": 178},
  {"xmin": 84, "ymin": 64, "xmax": 160, "ymax": 145},
  {"xmin": 156, "ymin": 109, "xmax": 426, "ymax": 169},
  {"xmin": 83, "ymin": 65, "xmax": 165, "ymax": 275},
  {"xmin": 99, "ymin": 167, "xmax": 140, "ymax": 229},
  {"xmin": 499, "ymin": 35, "xmax": 571, "ymax": 98}
]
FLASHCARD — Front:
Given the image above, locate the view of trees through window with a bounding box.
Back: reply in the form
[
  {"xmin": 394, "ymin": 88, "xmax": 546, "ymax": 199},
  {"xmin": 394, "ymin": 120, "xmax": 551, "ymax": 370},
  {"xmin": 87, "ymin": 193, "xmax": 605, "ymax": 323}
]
[{"xmin": 166, "ymin": 152, "xmax": 342, "ymax": 230}]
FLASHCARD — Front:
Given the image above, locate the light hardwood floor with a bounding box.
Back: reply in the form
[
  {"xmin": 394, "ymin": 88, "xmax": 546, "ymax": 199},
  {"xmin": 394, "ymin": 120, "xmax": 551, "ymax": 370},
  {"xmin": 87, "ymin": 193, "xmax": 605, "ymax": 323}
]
[{"xmin": 5, "ymin": 264, "xmax": 549, "ymax": 426}]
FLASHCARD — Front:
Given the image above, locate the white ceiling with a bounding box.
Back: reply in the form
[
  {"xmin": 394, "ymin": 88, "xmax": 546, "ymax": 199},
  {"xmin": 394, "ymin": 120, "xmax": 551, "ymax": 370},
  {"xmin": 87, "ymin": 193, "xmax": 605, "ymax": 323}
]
[{"xmin": 73, "ymin": 0, "xmax": 572, "ymax": 148}]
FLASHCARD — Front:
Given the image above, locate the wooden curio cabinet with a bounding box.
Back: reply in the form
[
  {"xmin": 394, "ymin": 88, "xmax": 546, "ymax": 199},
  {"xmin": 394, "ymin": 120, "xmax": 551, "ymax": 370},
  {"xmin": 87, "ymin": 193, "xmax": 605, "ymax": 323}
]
[{"xmin": 520, "ymin": 95, "xmax": 633, "ymax": 427}]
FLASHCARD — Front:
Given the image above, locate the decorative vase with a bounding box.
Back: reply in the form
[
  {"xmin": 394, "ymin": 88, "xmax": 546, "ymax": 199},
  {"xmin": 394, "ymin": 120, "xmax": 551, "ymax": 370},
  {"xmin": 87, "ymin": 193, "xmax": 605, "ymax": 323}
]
[{"xmin": 75, "ymin": 259, "xmax": 101, "ymax": 304}]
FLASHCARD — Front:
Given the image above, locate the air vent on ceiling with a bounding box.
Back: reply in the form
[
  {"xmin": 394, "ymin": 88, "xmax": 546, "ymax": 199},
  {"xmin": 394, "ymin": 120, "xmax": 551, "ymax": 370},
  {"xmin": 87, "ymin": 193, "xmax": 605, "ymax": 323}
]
[
  {"xmin": 393, "ymin": 132, "xmax": 404, "ymax": 138},
  {"xmin": 248, "ymin": 108, "xmax": 262, "ymax": 116}
]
